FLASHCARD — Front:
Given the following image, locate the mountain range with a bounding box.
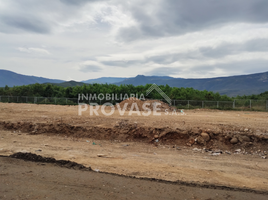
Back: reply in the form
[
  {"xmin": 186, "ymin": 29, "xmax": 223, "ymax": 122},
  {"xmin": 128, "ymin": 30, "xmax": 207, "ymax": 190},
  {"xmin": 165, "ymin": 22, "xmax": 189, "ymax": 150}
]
[
  {"xmin": 115, "ymin": 73, "xmax": 268, "ymax": 96},
  {"xmin": 83, "ymin": 77, "xmax": 126, "ymax": 84},
  {"xmin": 1, "ymin": 69, "xmax": 268, "ymax": 96},
  {"xmin": 0, "ymin": 70, "xmax": 125, "ymax": 87},
  {"xmin": 0, "ymin": 69, "xmax": 64, "ymax": 87}
]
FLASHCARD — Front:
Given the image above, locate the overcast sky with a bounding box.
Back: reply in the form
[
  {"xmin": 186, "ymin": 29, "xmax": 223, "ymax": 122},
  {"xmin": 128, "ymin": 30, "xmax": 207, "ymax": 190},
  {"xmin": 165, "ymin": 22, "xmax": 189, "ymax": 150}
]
[{"xmin": 1, "ymin": 0, "xmax": 268, "ymax": 81}]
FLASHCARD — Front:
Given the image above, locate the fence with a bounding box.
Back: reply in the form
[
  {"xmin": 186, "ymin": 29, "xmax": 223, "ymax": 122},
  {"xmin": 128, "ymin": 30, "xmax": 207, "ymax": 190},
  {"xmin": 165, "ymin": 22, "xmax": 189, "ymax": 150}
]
[
  {"xmin": 0, "ymin": 96, "xmax": 267, "ymax": 111},
  {"xmin": 173, "ymin": 99, "xmax": 268, "ymax": 111},
  {"xmin": 0, "ymin": 96, "xmax": 78, "ymax": 105}
]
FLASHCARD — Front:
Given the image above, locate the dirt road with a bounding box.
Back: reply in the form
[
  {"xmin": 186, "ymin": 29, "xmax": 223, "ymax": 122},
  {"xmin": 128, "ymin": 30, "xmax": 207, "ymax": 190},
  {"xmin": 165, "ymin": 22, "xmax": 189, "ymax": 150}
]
[{"xmin": 1, "ymin": 156, "xmax": 268, "ymax": 200}]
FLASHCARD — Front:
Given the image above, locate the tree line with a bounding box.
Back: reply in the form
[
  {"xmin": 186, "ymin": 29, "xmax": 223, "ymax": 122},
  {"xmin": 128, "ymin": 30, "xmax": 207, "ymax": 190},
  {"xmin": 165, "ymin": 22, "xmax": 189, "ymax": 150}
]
[
  {"xmin": 0, "ymin": 83, "xmax": 233, "ymax": 101},
  {"xmin": 5, "ymin": 83, "xmax": 268, "ymax": 101},
  {"xmin": 235, "ymin": 91, "xmax": 268, "ymax": 100}
]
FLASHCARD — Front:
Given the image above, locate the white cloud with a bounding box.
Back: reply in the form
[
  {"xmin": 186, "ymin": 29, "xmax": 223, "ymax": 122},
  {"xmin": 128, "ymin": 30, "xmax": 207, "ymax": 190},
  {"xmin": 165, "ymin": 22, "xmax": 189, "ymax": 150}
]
[{"xmin": 17, "ymin": 47, "xmax": 50, "ymax": 55}]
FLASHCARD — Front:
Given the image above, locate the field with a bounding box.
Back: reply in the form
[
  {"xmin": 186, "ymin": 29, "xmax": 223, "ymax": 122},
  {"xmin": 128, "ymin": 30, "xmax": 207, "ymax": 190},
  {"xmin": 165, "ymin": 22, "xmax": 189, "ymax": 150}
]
[{"xmin": 1, "ymin": 102, "xmax": 268, "ymax": 199}]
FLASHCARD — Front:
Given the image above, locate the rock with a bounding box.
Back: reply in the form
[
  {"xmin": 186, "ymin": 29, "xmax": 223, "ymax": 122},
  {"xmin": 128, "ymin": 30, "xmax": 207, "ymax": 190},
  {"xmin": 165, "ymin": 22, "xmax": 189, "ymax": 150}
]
[
  {"xmin": 16, "ymin": 150, "xmax": 29, "ymax": 153},
  {"xmin": 187, "ymin": 138, "xmax": 195, "ymax": 146},
  {"xmin": 214, "ymin": 129, "xmax": 221, "ymax": 135},
  {"xmin": 196, "ymin": 136, "xmax": 205, "ymax": 145},
  {"xmin": 191, "ymin": 128, "xmax": 202, "ymax": 134},
  {"xmin": 193, "ymin": 148, "xmax": 202, "ymax": 152},
  {"xmin": 154, "ymin": 135, "xmax": 159, "ymax": 139},
  {"xmin": 211, "ymin": 153, "xmax": 220, "ymax": 156},
  {"xmin": 201, "ymin": 132, "xmax": 210, "ymax": 141},
  {"xmin": 235, "ymin": 149, "xmax": 241, "ymax": 153},
  {"xmin": 209, "ymin": 132, "xmax": 214, "ymax": 139},
  {"xmin": 225, "ymin": 151, "xmax": 231, "ymax": 155},
  {"xmin": 213, "ymin": 150, "xmax": 223, "ymax": 154},
  {"xmin": 255, "ymin": 130, "xmax": 263, "ymax": 136},
  {"xmin": 225, "ymin": 135, "xmax": 232, "ymax": 140},
  {"xmin": 261, "ymin": 156, "xmax": 267, "ymax": 159},
  {"xmin": 239, "ymin": 136, "xmax": 250, "ymax": 142},
  {"xmin": 244, "ymin": 128, "xmax": 249, "ymax": 132},
  {"xmin": 230, "ymin": 137, "xmax": 238, "ymax": 144},
  {"xmin": 206, "ymin": 129, "xmax": 212, "ymax": 133}
]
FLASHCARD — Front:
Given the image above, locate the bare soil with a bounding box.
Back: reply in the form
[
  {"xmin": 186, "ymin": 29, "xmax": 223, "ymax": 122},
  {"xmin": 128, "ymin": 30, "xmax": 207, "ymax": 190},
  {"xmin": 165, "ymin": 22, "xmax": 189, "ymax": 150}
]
[
  {"xmin": 117, "ymin": 98, "xmax": 176, "ymax": 112},
  {"xmin": 0, "ymin": 102, "xmax": 268, "ymax": 198},
  {"xmin": 1, "ymin": 155, "xmax": 268, "ymax": 200}
]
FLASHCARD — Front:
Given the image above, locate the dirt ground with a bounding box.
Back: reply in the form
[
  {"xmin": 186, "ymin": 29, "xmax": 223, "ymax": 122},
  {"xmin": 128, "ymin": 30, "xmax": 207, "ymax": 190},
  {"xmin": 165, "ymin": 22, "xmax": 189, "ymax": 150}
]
[
  {"xmin": 1, "ymin": 156, "xmax": 268, "ymax": 200},
  {"xmin": 0, "ymin": 103, "xmax": 268, "ymax": 198}
]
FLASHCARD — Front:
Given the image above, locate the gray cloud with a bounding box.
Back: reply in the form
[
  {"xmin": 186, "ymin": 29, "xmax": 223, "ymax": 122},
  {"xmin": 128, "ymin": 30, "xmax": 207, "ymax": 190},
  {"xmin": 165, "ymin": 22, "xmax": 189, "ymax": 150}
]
[
  {"xmin": 60, "ymin": 0, "xmax": 102, "ymax": 6},
  {"xmin": 79, "ymin": 65, "xmax": 102, "ymax": 72},
  {"xmin": 0, "ymin": 15, "xmax": 51, "ymax": 34},
  {"xmin": 97, "ymin": 50, "xmax": 203, "ymax": 68},
  {"xmin": 191, "ymin": 59, "xmax": 268, "ymax": 77},
  {"xmin": 243, "ymin": 38, "xmax": 268, "ymax": 52},
  {"xmin": 101, "ymin": 60, "xmax": 141, "ymax": 67},
  {"xmin": 96, "ymin": 38, "xmax": 268, "ymax": 69},
  {"xmin": 199, "ymin": 38, "xmax": 268, "ymax": 58},
  {"xmin": 0, "ymin": 0, "xmax": 98, "ymax": 34},
  {"xmin": 1, "ymin": 0, "xmax": 268, "ymax": 81},
  {"xmin": 147, "ymin": 52, "xmax": 202, "ymax": 65},
  {"xmin": 117, "ymin": 0, "xmax": 268, "ymax": 41},
  {"xmin": 147, "ymin": 59, "xmax": 268, "ymax": 77}
]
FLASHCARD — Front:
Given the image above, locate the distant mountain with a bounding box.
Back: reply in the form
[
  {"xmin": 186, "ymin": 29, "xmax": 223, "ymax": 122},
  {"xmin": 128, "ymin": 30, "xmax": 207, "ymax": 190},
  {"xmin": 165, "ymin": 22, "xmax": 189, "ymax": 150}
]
[
  {"xmin": 46, "ymin": 80, "xmax": 86, "ymax": 87},
  {"xmin": 2, "ymin": 69, "xmax": 268, "ymax": 96},
  {"xmin": 0, "ymin": 69, "xmax": 63, "ymax": 87},
  {"xmin": 116, "ymin": 72, "xmax": 268, "ymax": 96},
  {"xmin": 83, "ymin": 77, "xmax": 127, "ymax": 84},
  {"xmin": 118, "ymin": 75, "xmax": 175, "ymax": 85}
]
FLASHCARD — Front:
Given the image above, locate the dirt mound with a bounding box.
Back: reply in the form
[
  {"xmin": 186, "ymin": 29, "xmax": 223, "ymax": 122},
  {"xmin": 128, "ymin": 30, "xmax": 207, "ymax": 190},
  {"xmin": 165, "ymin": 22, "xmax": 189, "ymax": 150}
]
[
  {"xmin": 10, "ymin": 152, "xmax": 91, "ymax": 170},
  {"xmin": 116, "ymin": 98, "xmax": 176, "ymax": 112},
  {"xmin": 1, "ymin": 120, "xmax": 268, "ymax": 153}
]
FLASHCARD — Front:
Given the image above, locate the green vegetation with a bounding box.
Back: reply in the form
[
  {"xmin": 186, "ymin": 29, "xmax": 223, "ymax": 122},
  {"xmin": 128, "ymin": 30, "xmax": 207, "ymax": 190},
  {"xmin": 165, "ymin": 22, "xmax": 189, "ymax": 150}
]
[
  {"xmin": 1, "ymin": 83, "xmax": 267, "ymax": 111},
  {"xmin": 235, "ymin": 91, "xmax": 268, "ymax": 100},
  {"xmin": 1, "ymin": 83, "xmax": 268, "ymax": 101},
  {"xmin": 44, "ymin": 81, "xmax": 87, "ymax": 87},
  {"xmin": 0, "ymin": 83, "xmax": 232, "ymax": 101}
]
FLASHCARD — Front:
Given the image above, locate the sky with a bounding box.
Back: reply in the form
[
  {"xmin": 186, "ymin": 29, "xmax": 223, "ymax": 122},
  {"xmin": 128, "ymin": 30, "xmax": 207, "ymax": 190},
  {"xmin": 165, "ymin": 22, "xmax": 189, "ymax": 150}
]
[{"xmin": 0, "ymin": 0, "xmax": 268, "ymax": 81}]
